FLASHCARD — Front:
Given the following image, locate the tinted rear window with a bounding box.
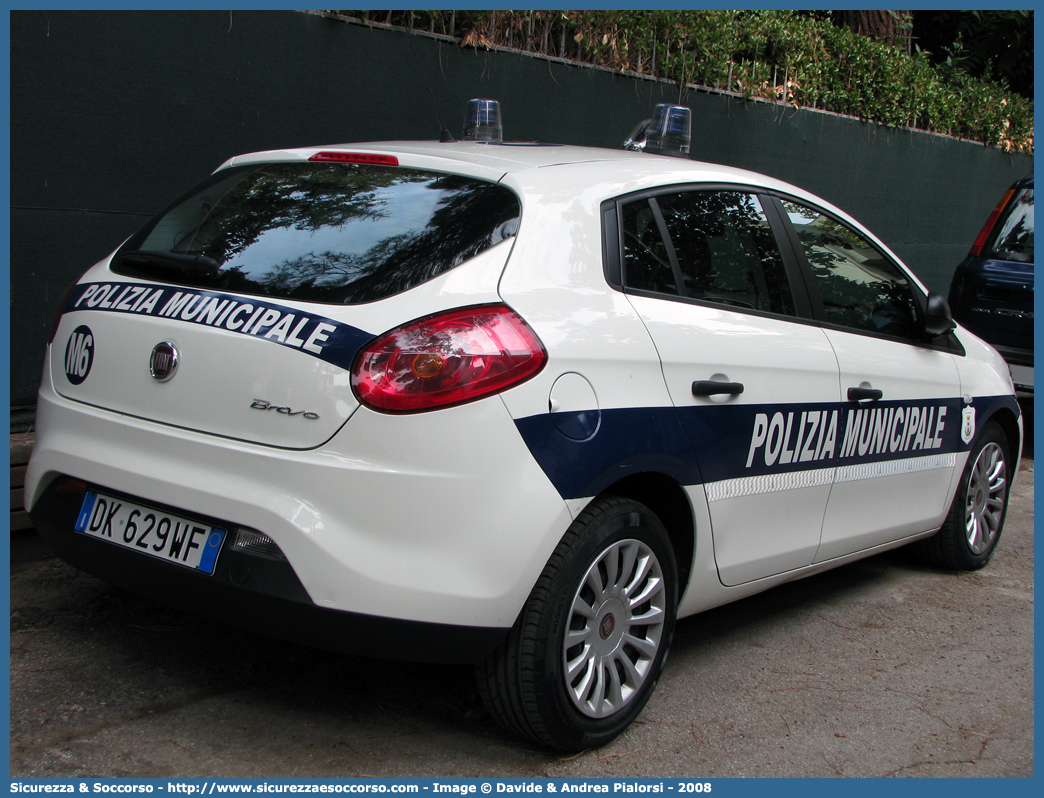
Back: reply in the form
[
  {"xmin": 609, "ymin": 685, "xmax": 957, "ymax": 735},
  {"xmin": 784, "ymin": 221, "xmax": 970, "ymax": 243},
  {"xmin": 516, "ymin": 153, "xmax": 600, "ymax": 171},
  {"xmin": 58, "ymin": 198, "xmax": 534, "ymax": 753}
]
[{"xmin": 112, "ymin": 162, "xmax": 521, "ymax": 304}]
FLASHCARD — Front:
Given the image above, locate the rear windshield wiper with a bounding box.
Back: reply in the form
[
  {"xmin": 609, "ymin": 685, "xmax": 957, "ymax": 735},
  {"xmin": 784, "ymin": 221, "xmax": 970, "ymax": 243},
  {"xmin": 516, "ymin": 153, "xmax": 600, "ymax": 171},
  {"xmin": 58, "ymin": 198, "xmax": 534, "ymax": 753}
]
[{"xmin": 116, "ymin": 250, "xmax": 222, "ymax": 277}]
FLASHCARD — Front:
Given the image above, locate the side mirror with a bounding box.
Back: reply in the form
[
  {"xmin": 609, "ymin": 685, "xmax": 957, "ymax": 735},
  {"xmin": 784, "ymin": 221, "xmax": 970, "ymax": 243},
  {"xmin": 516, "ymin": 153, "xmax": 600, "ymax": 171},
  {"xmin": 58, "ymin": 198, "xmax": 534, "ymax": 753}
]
[{"xmin": 924, "ymin": 292, "xmax": 956, "ymax": 337}]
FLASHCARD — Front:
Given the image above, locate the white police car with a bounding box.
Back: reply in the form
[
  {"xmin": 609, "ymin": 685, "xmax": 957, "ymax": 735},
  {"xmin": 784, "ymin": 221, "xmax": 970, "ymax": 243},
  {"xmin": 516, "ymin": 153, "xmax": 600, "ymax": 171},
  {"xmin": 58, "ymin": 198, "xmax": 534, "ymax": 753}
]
[{"xmin": 27, "ymin": 102, "xmax": 1021, "ymax": 751}]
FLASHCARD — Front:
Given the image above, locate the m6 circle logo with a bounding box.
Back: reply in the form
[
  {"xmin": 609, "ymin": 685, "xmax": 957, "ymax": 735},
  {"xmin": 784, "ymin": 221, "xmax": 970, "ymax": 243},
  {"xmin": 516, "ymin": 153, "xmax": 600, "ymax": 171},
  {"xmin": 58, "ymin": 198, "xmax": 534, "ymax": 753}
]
[{"xmin": 64, "ymin": 325, "xmax": 94, "ymax": 384}]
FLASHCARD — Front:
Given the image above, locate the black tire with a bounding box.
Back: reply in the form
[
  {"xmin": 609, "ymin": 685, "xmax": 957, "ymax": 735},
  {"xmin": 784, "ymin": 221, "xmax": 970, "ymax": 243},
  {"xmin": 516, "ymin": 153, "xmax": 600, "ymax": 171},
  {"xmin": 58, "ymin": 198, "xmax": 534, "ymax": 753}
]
[
  {"xmin": 914, "ymin": 420, "xmax": 1011, "ymax": 570},
  {"xmin": 476, "ymin": 496, "xmax": 678, "ymax": 751}
]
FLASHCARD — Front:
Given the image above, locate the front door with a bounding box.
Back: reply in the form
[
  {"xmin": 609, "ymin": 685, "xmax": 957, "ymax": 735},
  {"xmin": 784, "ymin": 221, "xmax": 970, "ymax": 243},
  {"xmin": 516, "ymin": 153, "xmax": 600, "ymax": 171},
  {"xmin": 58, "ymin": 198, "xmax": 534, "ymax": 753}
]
[{"xmin": 777, "ymin": 200, "xmax": 963, "ymax": 562}]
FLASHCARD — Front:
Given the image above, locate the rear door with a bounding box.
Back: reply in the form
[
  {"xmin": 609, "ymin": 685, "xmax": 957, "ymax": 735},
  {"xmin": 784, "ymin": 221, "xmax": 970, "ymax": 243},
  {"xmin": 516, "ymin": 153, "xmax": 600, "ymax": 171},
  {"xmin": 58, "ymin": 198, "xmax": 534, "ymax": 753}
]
[{"xmin": 609, "ymin": 187, "xmax": 840, "ymax": 586}]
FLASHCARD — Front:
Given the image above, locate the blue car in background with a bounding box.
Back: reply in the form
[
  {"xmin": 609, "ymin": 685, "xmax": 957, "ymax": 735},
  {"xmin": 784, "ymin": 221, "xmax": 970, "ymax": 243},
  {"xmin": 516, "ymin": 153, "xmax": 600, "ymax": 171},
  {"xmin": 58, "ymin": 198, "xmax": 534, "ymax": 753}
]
[{"xmin": 949, "ymin": 174, "xmax": 1034, "ymax": 392}]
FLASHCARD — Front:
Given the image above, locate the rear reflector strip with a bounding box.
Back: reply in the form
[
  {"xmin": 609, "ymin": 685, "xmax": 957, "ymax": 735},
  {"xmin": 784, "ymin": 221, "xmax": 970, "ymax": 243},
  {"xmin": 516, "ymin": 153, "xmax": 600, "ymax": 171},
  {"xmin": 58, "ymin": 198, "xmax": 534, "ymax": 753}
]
[
  {"xmin": 52, "ymin": 476, "xmax": 88, "ymax": 504},
  {"xmin": 308, "ymin": 151, "xmax": 400, "ymax": 166},
  {"xmin": 230, "ymin": 527, "xmax": 288, "ymax": 561}
]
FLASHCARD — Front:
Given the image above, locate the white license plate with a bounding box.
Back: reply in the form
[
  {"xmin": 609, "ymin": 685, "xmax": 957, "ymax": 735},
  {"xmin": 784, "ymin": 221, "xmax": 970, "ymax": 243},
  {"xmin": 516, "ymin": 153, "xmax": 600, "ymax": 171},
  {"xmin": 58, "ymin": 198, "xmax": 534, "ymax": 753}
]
[{"xmin": 75, "ymin": 491, "xmax": 226, "ymax": 574}]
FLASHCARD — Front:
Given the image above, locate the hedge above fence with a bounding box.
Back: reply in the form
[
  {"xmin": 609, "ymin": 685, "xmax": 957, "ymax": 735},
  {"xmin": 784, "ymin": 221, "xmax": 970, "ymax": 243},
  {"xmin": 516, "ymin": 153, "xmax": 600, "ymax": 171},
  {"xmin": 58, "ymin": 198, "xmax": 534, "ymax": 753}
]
[{"xmin": 340, "ymin": 10, "xmax": 1033, "ymax": 153}]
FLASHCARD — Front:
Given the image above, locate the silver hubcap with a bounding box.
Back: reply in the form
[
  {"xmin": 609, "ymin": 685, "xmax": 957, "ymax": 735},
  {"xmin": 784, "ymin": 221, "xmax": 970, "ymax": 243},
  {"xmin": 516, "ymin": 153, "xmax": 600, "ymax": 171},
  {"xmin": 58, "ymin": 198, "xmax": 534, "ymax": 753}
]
[
  {"xmin": 965, "ymin": 442, "xmax": 1007, "ymax": 555},
  {"xmin": 563, "ymin": 539, "xmax": 666, "ymax": 719}
]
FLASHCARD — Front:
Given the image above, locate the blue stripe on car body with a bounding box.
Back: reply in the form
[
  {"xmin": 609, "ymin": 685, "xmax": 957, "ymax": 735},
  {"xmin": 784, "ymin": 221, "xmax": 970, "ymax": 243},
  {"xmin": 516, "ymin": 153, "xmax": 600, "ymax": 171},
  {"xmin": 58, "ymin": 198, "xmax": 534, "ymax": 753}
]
[
  {"xmin": 516, "ymin": 395, "xmax": 1020, "ymax": 500},
  {"xmin": 63, "ymin": 281, "xmax": 374, "ymax": 372}
]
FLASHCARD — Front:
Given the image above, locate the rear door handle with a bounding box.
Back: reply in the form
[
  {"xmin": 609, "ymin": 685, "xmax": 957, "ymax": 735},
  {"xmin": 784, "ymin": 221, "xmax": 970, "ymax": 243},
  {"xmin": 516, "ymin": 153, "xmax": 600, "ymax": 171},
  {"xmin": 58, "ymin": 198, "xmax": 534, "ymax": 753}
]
[
  {"xmin": 847, "ymin": 386, "xmax": 883, "ymax": 402},
  {"xmin": 692, "ymin": 380, "xmax": 744, "ymax": 397}
]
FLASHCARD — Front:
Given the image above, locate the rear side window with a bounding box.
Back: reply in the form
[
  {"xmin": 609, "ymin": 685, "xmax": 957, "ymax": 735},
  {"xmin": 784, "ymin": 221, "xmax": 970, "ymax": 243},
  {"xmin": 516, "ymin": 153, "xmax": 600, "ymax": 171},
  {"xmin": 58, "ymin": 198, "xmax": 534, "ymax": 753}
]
[
  {"xmin": 783, "ymin": 201, "xmax": 921, "ymax": 340},
  {"xmin": 987, "ymin": 186, "xmax": 1033, "ymax": 263},
  {"xmin": 112, "ymin": 163, "xmax": 521, "ymax": 304},
  {"xmin": 620, "ymin": 190, "xmax": 795, "ymax": 315},
  {"xmin": 621, "ymin": 200, "xmax": 678, "ymax": 296}
]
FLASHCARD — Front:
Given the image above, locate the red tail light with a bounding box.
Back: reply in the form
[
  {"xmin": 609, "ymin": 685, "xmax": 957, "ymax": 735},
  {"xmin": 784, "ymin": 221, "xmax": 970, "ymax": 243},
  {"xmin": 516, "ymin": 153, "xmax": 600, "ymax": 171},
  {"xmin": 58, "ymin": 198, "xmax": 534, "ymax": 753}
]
[
  {"xmin": 352, "ymin": 305, "xmax": 547, "ymax": 413},
  {"xmin": 969, "ymin": 188, "xmax": 1014, "ymax": 256}
]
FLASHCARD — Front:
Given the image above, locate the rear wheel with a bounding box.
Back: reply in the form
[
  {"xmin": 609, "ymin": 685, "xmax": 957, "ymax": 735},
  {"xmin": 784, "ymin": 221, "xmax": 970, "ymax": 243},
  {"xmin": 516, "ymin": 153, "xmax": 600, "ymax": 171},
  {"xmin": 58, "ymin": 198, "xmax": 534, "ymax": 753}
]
[
  {"xmin": 915, "ymin": 420, "xmax": 1011, "ymax": 570},
  {"xmin": 477, "ymin": 496, "xmax": 677, "ymax": 751}
]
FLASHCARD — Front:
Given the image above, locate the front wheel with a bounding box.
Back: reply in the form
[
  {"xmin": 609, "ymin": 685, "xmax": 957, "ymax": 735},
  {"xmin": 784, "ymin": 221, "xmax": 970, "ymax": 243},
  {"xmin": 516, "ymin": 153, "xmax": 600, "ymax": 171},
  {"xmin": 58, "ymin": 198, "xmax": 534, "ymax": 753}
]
[
  {"xmin": 915, "ymin": 420, "xmax": 1011, "ymax": 570},
  {"xmin": 477, "ymin": 496, "xmax": 678, "ymax": 751}
]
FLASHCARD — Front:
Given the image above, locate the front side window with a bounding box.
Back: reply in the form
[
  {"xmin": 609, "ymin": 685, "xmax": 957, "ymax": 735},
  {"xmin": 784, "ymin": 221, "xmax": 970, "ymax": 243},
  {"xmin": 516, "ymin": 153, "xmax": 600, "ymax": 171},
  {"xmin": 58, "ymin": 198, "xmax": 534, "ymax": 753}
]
[
  {"xmin": 621, "ymin": 190, "xmax": 795, "ymax": 315},
  {"xmin": 783, "ymin": 202, "xmax": 921, "ymax": 340},
  {"xmin": 112, "ymin": 163, "xmax": 521, "ymax": 305}
]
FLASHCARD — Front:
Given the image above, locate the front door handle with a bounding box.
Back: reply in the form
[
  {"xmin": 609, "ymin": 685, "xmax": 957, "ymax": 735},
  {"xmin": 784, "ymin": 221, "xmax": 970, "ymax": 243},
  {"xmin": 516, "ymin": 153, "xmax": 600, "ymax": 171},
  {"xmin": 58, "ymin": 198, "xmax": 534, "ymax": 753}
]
[
  {"xmin": 848, "ymin": 386, "xmax": 883, "ymax": 402},
  {"xmin": 692, "ymin": 380, "xmax": 744, "ymax": 397}
]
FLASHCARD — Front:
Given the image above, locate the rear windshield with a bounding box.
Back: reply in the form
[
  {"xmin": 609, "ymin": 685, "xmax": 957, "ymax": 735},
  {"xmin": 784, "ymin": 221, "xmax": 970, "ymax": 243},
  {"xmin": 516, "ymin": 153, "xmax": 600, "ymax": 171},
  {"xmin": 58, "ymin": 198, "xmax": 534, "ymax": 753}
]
[
  {"xmin": 986, "ymin": 186, "xmax": 1033, "ymax": 263},
  {"xmin": 112, "ymin": 162, "xmax": 521, "ymax": 304}
]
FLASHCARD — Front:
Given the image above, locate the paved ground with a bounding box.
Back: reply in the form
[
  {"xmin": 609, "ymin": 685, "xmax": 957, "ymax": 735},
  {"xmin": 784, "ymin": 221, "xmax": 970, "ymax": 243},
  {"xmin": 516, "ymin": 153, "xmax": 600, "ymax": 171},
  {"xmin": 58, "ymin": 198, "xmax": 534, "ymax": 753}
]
[{"xmin": 10, "ymin": 450, "xmax": 1033, "ymax": 778}]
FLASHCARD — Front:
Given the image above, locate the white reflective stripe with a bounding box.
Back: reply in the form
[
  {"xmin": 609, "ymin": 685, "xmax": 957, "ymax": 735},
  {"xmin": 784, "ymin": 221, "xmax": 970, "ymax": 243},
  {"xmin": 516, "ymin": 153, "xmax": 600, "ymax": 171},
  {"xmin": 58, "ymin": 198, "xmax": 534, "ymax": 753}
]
[
  {"xmin": 706, "ymin": 467, "xmax": 835, "ymax": 502},
  {"xmin": 706, "ymin": 452, "xmax": 957, "ymax": 502},
  {"xmin": 834, "ymin": 452, "xmax": 956, "ymax": 484}
]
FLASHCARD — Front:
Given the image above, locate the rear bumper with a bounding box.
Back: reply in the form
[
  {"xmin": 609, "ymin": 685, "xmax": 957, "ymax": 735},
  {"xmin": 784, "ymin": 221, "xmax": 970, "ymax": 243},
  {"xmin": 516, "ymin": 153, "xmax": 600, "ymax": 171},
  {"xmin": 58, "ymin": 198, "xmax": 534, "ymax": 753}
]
[
  {"xmin": 993, "ymin": 346, "xmax": 1033, "ymax": 391},
  {"xmin": 1008, "ymin": 364, "xmax": 1033, "ymax": 392},
  {"xmin": 26, "ymin": 373, "xmax": 573, "ymax": 635},
  {"xmin": 30, "ymin": 478, "xmax": 508, "ymax": 664},
  {"xmin": 994, "ymin": 344, "xmax": 1033, "ymax": 368}
]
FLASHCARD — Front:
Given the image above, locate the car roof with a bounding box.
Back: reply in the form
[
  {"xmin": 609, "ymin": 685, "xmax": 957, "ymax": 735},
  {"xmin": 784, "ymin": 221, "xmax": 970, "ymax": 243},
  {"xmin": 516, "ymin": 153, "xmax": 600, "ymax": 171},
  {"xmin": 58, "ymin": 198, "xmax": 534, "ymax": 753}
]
[
  {"xmin": 219, "ymin": 139, "xmax": 841, "ymax": 216},
  {"xmin": 217, "ymin": 139, "xmax": 910, "ymax": 278}
]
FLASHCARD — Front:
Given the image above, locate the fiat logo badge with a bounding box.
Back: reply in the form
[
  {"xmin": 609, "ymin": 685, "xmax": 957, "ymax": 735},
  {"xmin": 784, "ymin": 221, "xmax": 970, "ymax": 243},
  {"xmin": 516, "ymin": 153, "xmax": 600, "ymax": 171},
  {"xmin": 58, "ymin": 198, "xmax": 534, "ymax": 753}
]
[{"xmin": 149, "ymin": 342, "xmax": 180, "ymax": 382}]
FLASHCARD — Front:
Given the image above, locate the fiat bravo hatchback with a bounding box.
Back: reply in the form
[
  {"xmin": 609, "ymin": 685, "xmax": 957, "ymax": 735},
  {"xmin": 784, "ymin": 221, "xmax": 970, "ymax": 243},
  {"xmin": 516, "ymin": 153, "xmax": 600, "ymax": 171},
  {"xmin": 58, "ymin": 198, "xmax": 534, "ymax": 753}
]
[{"xmin": 27, "ymin": 103, "xmax": 1021, "ymax": 751}]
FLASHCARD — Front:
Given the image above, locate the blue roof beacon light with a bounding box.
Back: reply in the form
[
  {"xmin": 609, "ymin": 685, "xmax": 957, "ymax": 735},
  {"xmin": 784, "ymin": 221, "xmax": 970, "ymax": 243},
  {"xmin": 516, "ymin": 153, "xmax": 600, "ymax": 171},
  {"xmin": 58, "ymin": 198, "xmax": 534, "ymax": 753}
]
[
  {"xmin": 624, "ymin": 104, "xmax": 692, "ymax": 158},
  {"xmin": 646, "ymin": 104, "xmax": 691, "ymax": 157},
  {"xmin": 463, "ymin": 99, "xmax": 503, "ymax": 143}
]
